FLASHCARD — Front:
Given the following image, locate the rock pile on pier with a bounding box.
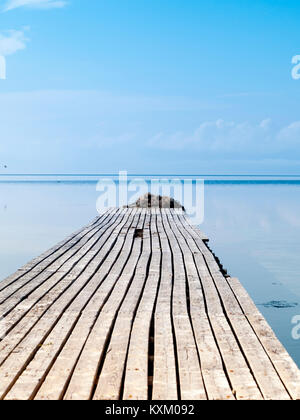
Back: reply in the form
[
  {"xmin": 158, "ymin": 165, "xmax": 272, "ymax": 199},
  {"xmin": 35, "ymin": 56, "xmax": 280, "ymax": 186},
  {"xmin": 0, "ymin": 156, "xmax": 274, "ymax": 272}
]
[{"xmin": 127, "ymin": 193, "xmax": 185, "ymax": 211}]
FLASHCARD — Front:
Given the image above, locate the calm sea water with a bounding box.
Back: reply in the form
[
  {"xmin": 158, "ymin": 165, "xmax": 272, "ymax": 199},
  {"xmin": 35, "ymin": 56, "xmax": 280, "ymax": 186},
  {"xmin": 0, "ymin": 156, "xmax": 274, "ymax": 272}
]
[{"xmin": 1, "ymin": 176, "xmax": 300, "ymax": 367}]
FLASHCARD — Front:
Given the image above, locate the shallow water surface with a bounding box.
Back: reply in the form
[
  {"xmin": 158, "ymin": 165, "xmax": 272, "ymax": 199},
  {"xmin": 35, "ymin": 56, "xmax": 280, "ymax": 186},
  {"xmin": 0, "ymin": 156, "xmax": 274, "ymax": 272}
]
[
  {"xmin": 201, "ymin": 182, "xmax": 300, "ymax": 367},
  {"xmin": 0, "ymin": 177, "xmax": 300, "ymax": 367}
]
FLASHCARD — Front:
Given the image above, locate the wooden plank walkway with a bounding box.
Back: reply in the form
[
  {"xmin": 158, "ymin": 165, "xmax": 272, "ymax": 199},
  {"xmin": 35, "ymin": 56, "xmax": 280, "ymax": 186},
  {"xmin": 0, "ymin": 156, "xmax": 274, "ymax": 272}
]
[{"xmin": 0, "ymin": 208, "xmax": 300, "ymax": 400}]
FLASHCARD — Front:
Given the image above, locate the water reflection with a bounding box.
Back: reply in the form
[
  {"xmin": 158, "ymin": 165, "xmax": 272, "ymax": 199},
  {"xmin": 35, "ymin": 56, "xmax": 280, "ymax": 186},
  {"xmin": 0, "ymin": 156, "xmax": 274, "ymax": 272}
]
[{"xmin": 201, "ymin": 183, "xmax": 300, "ymax": 366}]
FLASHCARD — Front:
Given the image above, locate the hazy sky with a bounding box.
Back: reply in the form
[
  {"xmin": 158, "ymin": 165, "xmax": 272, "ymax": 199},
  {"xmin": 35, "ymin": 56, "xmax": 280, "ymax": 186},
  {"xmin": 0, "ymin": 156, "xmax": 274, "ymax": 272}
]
[{"xmin": 1, "ymin": 0, "xmax": 300, "ymax": 174}]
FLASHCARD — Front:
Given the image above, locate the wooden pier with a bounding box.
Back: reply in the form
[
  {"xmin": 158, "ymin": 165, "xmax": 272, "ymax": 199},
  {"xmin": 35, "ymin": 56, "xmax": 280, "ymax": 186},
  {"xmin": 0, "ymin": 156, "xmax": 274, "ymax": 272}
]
[{"xmin": 0, "ymin": 208, "xmax": 300, "ymax": 400}]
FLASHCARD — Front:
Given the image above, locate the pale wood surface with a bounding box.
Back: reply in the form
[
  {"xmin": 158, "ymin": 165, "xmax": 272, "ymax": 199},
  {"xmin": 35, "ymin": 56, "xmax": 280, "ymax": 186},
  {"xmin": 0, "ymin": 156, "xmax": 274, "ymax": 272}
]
[{"xmin": 0, "ymin": 208, "xmax": 299, "ymax": 400}]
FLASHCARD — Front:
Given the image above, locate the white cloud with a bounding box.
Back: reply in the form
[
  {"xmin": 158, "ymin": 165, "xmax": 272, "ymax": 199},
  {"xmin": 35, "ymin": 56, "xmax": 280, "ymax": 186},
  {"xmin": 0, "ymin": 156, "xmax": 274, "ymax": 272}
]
[
  {"xmin": 3, "ymin": 0, "xmax": 67, "ymax": 12},
  {"xmin": 148, "ymin": 119, "xmax": 273, "ymax": 152},
  {"xmin": 0, "ymin": 29, "xmax": 29, "ymax": 56},
  {"xmin": 1, "ymin": 90, "xmax": 300, "ymax": 172},
  {"xmin": 277, "ymin": 122, "xmax": 300, "ymax": 146},
  {"xmin": 148, "ymin": 118, "xmax": 300, "ymax": 157}
]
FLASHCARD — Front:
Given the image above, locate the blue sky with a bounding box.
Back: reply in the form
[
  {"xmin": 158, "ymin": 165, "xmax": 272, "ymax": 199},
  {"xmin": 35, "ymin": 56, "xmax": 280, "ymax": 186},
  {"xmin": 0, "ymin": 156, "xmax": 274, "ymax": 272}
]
[{"xmin": 1, "ymin": 0, "xmax": 300, "ymax": 174}]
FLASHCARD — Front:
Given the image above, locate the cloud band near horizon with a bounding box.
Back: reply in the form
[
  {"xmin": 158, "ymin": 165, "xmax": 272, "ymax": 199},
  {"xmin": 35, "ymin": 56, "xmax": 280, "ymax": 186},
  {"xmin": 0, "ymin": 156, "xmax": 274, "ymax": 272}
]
[{"xmin": 3, "ymin": 0, "xmax": 67, "ymax": 12}]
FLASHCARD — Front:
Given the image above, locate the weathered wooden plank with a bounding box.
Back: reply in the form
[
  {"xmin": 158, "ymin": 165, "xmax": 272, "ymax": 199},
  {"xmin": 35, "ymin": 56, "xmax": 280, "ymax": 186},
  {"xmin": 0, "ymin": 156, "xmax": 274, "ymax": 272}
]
[
  {"xmin": 0, "ymin": 209, "xmax": 119, "ymax": 318},
  {"xmin": 0, "ymin": 207, "xmax": 299, "ymax": 401},
  {"xmin": 5, "ymin": 210, "xmax": 140, "ymax": 401},
  {"xmin": 0, "ymin": 211, "xmax": 107, "ymax": 293},
  {"xmin": 175, "ymin": 213, "xmax": 291, "ymax": 400},
  {"xmin": 152, "ymin": 210, "xmax": 178, "ymax": 401},
  {"xmin": 32, "ymin": 210, "xmax": 141, "ymax": 401},
  {"xmin": 90, "ymin": 211, "xmax": 150, "ymax": 400},
  {"xmin": 172, "ymin": 211, "xmax": 263, "ymax": 400},
  {"xmin": 165, "ymin": 209, "xmax": 234, "ymax": 400},
  {"xmin": 123, "ymin": 213, "xmax": 161, "ymax": 400},
  {"xmin": 0, "ymin": 210, "xmax": 136, "ymax": 399},
  {"xmin": 228, "ymin": 277, "xmax": 300, "ymax": 400},
  {"xmin": 188, "ymin": 233, "xmax": 290, "ymax": 400},
  {"xmin": 172, "ymin": 209, "xmax": 209, "ymax": 242},
  {"xmin": 160, "ymin": 210, "xmax": 207, "ymax": 401},
  {"xmin": 62, "ymin": 211, "xmax": 146, "ymax": 400},
  {"xmin": 92, "ymin": 210, "xmax": 151, "ymax": 400},
  {"xmin": 0, "ymin": 209, "xmax": 127, "ymax": 347}
]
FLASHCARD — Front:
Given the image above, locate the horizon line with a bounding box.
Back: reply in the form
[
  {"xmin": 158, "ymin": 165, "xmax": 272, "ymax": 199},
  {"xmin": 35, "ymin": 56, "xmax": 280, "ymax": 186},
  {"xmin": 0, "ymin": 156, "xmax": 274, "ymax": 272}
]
[{"xmin": 1, "ymin": 173, "xmax": 300, "ymax": 178}]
